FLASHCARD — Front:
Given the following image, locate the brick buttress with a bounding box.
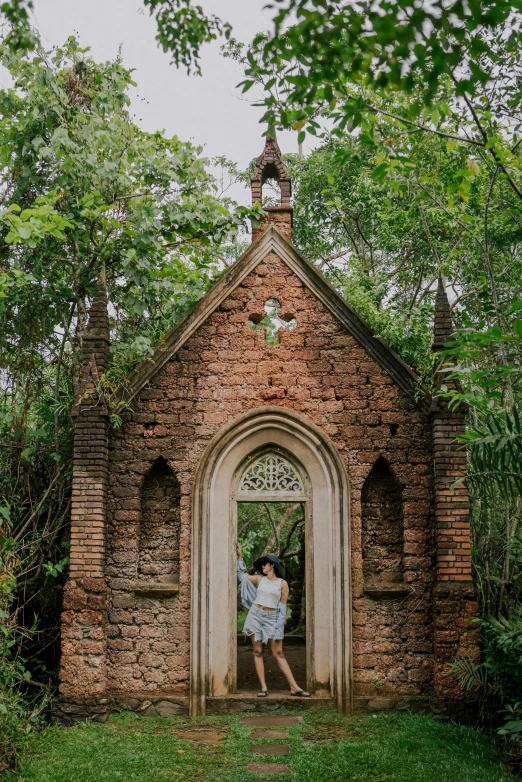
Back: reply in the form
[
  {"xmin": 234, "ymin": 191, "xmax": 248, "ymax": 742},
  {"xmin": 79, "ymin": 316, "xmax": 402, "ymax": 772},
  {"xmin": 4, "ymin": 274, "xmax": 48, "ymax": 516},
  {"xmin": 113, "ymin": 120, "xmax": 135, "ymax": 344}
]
[
  {"xmin": 430, "ymin": 276, "xmax": 480, "ymax": 699},
  {"xmin": 58, "ymin": 272, "xmax": 110, "ymax": 722}
]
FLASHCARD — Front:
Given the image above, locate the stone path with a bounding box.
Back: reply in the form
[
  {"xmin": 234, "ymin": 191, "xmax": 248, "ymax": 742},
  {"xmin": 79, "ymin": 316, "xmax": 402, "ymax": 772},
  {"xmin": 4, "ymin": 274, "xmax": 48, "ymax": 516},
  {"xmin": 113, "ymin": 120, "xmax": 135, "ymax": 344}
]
[{"xmin": 240, "ymin": 713, "xmax": 302, "ymax": 780}]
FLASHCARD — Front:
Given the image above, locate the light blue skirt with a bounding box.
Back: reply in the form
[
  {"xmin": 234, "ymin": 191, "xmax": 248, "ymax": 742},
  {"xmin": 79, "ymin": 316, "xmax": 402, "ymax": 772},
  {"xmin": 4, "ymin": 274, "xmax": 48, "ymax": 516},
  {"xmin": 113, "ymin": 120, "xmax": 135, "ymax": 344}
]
[{"xmin": 243, "ymin": 604, "xmax": 278, "ymax": 644}]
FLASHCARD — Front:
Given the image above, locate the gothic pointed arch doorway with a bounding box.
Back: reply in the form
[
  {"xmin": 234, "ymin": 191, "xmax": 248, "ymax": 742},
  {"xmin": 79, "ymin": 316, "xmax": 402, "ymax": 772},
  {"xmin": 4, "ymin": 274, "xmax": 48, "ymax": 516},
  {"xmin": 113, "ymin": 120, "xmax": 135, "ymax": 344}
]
[
  {"xmin": 190, "ymin": 407, "xmax": 351, "ymax": 715},
  {"xmin": 234, "ymin": 447, "xmax": 309, "ymax": 694}
]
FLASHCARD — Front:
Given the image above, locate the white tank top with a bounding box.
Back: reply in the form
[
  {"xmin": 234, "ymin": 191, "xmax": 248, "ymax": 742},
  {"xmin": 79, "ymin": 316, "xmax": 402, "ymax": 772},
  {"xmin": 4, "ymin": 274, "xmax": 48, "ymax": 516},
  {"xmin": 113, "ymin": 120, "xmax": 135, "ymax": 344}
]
[{"xmin": 256, "ymin": 576, "xmax": 282, "ymax": 608}]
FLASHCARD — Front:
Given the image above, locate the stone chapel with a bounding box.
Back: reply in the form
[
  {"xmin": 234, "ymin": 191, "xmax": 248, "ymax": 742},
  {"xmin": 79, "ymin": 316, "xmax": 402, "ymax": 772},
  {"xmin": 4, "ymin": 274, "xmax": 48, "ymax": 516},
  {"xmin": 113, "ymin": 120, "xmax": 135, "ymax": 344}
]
[{"xmin": 58, "ymin": 138, "xmax": 479, "ymax": 722}]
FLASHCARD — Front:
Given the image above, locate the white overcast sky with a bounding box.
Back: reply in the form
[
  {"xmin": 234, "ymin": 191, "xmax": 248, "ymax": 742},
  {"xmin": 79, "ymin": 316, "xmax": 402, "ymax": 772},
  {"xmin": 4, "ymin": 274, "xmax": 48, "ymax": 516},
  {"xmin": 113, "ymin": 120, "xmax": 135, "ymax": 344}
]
[{"xmin": 2, "ymin": 0, "xmax": 304, "ymax": 206}]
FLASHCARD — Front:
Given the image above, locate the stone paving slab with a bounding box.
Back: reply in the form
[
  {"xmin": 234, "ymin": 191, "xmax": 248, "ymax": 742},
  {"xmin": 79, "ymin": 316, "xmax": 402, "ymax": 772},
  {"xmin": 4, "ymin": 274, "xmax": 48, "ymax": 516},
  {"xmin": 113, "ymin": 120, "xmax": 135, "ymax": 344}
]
[
  {"xmin": 176, "ymin": 728, "xmax": 224, "ymax": 744},
  {"xmin": 240, "ymin": 714, "xmax": 302, "ymax": 726},
  {"xmin": 247, "ymin": 761, "xmax": 292, "ymax": 774},
  {"xmin": 251, "ymin": 728, "xmax": 289, "ymax": 739},
  {"xmin": 207, "ymin": 695, "xmax": 334, "ymax": 714},
  {"xmin": 249, "ymin": 743, "xmax": 291, "ymax": 756}
]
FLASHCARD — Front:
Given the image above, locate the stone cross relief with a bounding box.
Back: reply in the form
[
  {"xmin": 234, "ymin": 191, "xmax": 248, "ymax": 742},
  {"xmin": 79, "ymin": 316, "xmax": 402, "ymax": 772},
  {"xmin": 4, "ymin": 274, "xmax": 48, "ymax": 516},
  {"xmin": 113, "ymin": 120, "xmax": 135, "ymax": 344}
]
[{"xmin": 247, "ymin": 299, "xmax": 297, "ymax": 345}]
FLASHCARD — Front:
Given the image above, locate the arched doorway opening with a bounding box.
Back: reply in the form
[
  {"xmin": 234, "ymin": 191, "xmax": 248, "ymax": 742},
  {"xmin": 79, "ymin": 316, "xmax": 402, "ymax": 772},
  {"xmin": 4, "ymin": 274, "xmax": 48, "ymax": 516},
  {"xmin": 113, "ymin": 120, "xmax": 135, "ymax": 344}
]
[
  {"xmin": 190, "ymin": 407, "xmax": 351, "ymax": 715},
  {"xmin": 234, "ymin": 448, "xmax": 309, "ymax": 693}
]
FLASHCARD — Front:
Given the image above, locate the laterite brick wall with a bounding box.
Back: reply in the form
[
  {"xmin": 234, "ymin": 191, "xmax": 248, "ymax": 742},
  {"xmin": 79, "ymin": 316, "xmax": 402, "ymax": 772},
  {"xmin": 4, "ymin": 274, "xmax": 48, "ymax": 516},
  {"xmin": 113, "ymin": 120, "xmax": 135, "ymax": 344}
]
[
  {"xmin": 105, "ymin": 251, "xmax": 437, "ymax": 702},
  {"xmin": 59, "ymin": 246, "xmax": 479, "ymax": 719},
  {"xmin": 59, "ymin": 282, "xmax": 111, "ymax": 720}
]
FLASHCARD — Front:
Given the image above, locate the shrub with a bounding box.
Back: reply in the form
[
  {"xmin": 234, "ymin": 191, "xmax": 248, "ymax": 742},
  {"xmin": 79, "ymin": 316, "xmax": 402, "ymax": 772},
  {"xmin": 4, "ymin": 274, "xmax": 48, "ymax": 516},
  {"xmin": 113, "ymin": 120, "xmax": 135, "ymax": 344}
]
[{"xmin": 0, "ymin": 538, "xmax": 49, "ymax": 770}]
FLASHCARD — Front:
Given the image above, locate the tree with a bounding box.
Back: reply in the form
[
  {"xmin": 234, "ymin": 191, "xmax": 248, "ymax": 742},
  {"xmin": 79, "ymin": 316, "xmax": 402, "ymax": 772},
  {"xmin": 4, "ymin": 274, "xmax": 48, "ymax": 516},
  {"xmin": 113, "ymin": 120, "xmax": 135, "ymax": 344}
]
[
  {"xmin": 0, "ymin": 35, "xmax": 257, "ymax": 748},
  {"xmin": 0, "ymin": 35, "xmax": 257, "ymax": 392},
  {"xmin": 0, "ymin": 0, "xmax": 35, "ymax": 51}
]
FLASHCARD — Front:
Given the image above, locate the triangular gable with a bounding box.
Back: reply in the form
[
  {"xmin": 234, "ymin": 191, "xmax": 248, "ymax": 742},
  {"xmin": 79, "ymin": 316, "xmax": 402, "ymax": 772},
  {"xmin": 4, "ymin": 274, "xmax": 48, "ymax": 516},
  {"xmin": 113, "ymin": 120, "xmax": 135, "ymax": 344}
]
[{"xmin": 122, "ymin": 226, "xmax": 429, "ymax": 409}]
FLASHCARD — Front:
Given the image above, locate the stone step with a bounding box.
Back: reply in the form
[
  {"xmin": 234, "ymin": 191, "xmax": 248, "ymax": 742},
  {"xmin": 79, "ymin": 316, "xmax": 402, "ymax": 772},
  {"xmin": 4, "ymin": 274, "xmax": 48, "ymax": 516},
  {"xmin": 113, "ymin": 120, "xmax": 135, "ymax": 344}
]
[
  {"xmin": 240, "ymin": 714, "xmax": 302, "ymax": 727},
  {"xmin": 247, "ymin": 761, "xmax": 292, "ymax": 774},
  {"xmin": 208, "ymin": 693, "xmax": 334, "ymax": 714},
  {"xmin": 250, "ymin": 743, "xmax": 291, "ymax": 756},
  {"xmin": 251, "ymin": 728, "xmax": 289, "ymax": 739}
]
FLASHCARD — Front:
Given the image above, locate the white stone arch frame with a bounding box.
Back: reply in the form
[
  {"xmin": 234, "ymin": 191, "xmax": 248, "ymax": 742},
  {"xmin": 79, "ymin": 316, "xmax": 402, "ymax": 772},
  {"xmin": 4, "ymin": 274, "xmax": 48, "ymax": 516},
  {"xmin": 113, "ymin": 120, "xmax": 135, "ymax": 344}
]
[{"xmin": 190, "ymin": 406, "xmax": 352, "ymax": 715}]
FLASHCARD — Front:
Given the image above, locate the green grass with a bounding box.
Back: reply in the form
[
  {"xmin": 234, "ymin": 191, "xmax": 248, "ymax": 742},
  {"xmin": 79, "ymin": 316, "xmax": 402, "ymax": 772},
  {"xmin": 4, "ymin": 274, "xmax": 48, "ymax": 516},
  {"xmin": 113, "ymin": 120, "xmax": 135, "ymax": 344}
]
[
  {"xmin": 9, "ymin": 713, "xmax": 251, "ymax": 782},
  {"xmin": 291, "ymin": 712, "xmax": 514, "ymax": 782},
  {"xmin": 7, "ymin": 710, "xmax": 515, "ymax": 782}
]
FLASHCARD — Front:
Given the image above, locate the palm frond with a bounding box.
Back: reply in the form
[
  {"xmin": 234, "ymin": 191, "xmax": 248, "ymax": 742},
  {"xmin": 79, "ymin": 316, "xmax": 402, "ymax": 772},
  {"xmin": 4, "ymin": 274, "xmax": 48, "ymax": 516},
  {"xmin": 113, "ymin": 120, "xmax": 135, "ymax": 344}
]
[{"xmin": 459, "ymin": 407, "xmax": 522, "ymax": 501}]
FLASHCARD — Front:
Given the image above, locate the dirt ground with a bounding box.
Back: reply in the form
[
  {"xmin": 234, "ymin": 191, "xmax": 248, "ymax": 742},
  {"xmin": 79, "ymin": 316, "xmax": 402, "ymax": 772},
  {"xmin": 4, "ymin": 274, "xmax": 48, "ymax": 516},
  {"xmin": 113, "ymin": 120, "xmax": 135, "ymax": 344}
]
[{"xmin": 236, "ymin": 635, "xmax": 307, "ymax": 692}]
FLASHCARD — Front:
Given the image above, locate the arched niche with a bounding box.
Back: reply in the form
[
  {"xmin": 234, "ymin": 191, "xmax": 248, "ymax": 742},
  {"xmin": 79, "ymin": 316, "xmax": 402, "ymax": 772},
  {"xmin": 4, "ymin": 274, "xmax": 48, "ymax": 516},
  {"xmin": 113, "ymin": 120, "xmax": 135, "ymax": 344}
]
[
  {"xmin": 361, "ymin": 457, "xmax": 404, "ymax": 587},
  {"xmin": 190, "ymin": 406, "xmax": 351, "ymax": 715},
  {"xmin": 138, "ymin": 457, "xmax": 181, "ymax": 583}
]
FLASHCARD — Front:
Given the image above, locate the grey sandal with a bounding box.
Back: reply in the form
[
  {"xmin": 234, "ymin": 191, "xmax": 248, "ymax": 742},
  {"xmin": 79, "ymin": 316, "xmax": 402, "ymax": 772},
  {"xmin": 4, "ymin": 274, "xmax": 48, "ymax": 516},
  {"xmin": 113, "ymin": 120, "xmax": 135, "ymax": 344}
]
[
  {"xmin": 291, "ymin": 690, "xmax": 311, "ymax": 697},
  {"xmin": 257, "ymin": 690, "xmax": 268, "ymax": 697}
]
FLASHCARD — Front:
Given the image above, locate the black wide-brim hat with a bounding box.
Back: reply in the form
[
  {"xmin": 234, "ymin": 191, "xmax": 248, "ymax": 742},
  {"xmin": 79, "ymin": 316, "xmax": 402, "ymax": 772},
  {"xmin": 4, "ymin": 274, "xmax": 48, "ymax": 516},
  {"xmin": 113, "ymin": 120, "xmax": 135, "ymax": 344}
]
[{"xmin": 253, "ymin": 554, "xmax": 285, "ymax": 580}]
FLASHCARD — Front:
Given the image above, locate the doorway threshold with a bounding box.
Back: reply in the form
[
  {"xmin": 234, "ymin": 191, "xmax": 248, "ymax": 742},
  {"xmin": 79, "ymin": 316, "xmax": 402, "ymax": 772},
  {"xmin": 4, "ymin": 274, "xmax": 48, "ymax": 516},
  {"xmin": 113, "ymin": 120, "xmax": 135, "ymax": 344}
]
[{"xmin": 206, "ymin": 692, "xmax": 336, "ymax": 713}]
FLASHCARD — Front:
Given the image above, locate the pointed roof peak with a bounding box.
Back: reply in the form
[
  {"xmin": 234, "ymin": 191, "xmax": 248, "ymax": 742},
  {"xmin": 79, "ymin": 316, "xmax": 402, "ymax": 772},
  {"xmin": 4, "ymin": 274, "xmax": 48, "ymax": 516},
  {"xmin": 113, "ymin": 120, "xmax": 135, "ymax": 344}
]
[
  {"xmin": 436, "ymin": 274, "xmax": 449, "ymax": 303},
  {"xmin": 432, "ymin": 275, "xmax": 453, "ymax": 351},
  {"xmin": 83, "ymin": 265, "xmax": 110, "ymax": 369},
  {"xmin": 120, "ymin": 225, "xmax": 427, "ymax": 410}
]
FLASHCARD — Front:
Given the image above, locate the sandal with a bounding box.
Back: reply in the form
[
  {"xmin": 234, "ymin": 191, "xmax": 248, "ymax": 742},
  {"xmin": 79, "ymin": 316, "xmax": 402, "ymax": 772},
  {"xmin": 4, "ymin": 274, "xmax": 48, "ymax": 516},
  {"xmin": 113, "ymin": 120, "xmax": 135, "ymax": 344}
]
[
  {"xmin": 291, "ymin": 690, "xmax": 311, "ymax": 697},
  {"xmin": 257, "ymin": 690, "xmax": 268, "ymax": 698}
]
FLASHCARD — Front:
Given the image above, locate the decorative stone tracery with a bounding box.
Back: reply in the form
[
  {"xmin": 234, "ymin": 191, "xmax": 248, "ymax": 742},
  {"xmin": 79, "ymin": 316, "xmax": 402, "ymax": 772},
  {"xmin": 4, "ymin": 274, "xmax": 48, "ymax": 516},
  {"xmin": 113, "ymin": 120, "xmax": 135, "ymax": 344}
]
[{"xmin": 239, "ymin": 453, "xmax": 303, "ymax": 493}]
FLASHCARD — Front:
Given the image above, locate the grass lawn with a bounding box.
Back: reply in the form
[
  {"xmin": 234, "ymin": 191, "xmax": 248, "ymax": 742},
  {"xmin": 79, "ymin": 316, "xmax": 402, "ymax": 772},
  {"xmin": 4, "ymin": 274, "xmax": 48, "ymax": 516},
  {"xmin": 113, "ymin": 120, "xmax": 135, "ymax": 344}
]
[{"xmin": 6, "ymin": 710, "xmax": 515, "ymax": 782}]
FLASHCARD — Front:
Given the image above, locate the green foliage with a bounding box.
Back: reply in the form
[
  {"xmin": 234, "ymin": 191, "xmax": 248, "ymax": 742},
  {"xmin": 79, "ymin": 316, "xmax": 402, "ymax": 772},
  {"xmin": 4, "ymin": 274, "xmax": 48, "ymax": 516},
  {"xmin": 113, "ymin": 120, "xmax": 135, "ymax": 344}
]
[
  {"xmin": 479, "ymin": 615, "xmax": 522, "ymax": 700},
  {"xmin": 498, "ymin": 701, "xmax": 522, "ymax": 750},
  {"xmin": 243, "ymin": 1, "xmax": 522, "ymax": 198},
  {"xmin": 459, "ymin": 407, "xmax": 522, "ymax": 500},
  {"xmin": 451, "ymin": 613, "xmax": 522, "ymax": 756},
  {"xmin": 238, "ymin": 501, "xmax": 304, "ymax": 569},
  {"xmin": 0, "ymin": 537, "xmax": 48, "ymax": 770},
  {"xmin": 143, "ymin": 0, "xmax": 231, "ymax": 74},
  {"xmin": 0, "ymin": 687, "xmax": 47, "ymax": 772},
  {"xmin": 0, "ymin": 0, "xmax": 37, "ymax": 52},
  {"xmin": 0, "ymin": 35, "xmax": 255, "ymax": 387},
  {"xmin": 0, "ymin": 32, "xmax": 255, "ymax": 770},
  {"xmin": 257, "ymin": 0, "xmax": 521, "ymax": 102}
]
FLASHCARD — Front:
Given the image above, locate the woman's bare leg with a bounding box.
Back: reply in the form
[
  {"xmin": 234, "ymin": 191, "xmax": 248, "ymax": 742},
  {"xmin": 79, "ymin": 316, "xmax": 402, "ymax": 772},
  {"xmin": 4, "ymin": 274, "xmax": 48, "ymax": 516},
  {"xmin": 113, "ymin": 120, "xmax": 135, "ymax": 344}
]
[
  {"xmin": 269, "ymin": 640, "xmax": 310, "ymax": 694},
  {"xmin": 251, "ymin": 638, "xmax": 267, "ymax": 691}
]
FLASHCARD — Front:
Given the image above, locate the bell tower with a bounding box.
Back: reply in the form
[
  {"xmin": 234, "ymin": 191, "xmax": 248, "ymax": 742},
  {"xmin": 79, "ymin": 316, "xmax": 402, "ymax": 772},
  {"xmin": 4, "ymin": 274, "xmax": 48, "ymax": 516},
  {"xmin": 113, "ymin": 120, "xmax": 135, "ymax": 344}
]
[{"xmin": 251, "ymin": 136, "xmax": 293, "ymax": 242}]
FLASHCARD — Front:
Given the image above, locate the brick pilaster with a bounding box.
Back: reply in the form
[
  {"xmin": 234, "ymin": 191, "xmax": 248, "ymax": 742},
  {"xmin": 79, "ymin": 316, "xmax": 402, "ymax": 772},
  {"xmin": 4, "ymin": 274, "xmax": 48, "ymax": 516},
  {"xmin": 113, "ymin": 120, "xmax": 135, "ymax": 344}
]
[
  {"xmin": 430, "ymin": 276, "xmax": 480, "ymax": 698},
  {"xmin": 251, "ymin": 136, "xmax": 293, "ymax": 242},
  {"xmin": 58, "ymin": 271, "xmax": 110, "ymax": 720}
]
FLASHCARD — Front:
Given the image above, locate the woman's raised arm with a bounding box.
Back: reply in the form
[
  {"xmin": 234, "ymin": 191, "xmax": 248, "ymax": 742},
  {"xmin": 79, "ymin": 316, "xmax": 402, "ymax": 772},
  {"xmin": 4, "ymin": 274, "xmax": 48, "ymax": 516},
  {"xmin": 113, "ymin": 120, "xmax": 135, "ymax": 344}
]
[{"xmin": 236, "ymin": 543, "xmax": 261, "ymax": 585}]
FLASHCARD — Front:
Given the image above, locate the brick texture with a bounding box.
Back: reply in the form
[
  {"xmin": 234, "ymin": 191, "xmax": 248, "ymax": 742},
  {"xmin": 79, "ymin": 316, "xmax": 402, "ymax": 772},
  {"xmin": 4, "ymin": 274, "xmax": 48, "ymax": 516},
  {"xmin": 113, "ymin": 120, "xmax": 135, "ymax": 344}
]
[
  {"xmin": 59, "ymin": 224, "xmax": 479, "ymax": 715},
  {"xmin": 430, "ymin": 276, "xmax": 479, "ymax": 698},
  {"xmin": 362, "ymin": 458, "xmax": 404, "ymax": 585},
  {"xmin": 138, "ymin": 458, "xmax": 181, "ymax": 579},
  {"xmin": 59, "ymin": 274, "xmax": 110, "ymax": 715},
  {"xmin": 106, "ymin": 250, "xmax": 436, "ymax": 701},
  {"xmin": 251, "ymin": 137, "xmax": 293, "ymax": 242}
]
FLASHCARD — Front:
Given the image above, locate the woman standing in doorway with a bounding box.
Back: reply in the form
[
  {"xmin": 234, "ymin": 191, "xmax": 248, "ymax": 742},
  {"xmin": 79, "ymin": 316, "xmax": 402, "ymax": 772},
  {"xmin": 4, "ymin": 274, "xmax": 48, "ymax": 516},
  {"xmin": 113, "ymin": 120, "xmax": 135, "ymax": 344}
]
[{"xmin": 236, "ymin": 542, "xmax": 310, "ymax": 698}]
